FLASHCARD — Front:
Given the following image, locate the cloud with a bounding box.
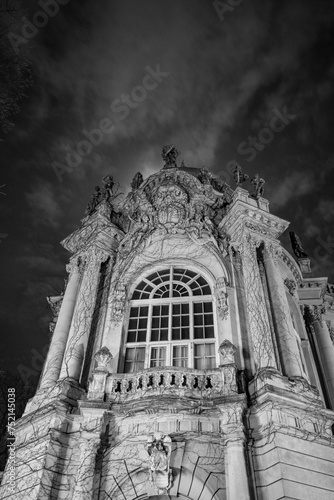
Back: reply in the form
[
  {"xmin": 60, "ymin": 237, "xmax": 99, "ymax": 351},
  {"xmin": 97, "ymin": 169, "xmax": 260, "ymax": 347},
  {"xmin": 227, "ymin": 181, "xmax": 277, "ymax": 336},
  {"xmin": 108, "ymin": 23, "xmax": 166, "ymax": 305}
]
[
  {"xmin": 25, "ymin": 181, "xmax": 64, "ymax": 228},
  {"xmin": 269, "ymin": 170, "xmax": 314, "ymax": 209}
]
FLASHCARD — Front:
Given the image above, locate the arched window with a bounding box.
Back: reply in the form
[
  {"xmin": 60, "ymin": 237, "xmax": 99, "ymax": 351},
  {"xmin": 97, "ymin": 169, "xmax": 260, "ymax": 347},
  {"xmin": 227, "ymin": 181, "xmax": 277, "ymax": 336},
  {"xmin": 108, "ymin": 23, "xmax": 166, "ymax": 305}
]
[{"xmin": 123, "ymin": 267, "xmax": 216, "ymax": 373}]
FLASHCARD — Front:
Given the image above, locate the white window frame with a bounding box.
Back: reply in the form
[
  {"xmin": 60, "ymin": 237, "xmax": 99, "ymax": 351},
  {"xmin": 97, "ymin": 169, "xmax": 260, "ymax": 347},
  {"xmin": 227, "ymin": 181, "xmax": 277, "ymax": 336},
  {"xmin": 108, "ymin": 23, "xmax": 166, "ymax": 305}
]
[{"xmin": 123, "ymin": 266, "xmax": 219, "ymax": 372}]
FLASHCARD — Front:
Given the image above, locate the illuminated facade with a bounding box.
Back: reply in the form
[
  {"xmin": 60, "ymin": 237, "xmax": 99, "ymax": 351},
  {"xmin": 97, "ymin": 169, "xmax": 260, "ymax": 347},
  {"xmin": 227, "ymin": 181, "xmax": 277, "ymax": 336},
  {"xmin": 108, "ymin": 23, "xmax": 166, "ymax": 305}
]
[{"xmin": 1, "ymin": 146, "xmax": 334, "ymax": 500}]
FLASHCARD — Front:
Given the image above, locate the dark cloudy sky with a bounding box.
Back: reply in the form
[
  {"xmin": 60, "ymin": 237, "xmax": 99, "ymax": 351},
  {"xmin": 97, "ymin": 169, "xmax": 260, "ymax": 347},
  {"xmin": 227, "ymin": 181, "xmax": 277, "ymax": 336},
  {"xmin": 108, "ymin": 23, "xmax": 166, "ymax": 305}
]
[{"xmin": 1, "ymin": 0, "xmax": 334, "ymax": 381}]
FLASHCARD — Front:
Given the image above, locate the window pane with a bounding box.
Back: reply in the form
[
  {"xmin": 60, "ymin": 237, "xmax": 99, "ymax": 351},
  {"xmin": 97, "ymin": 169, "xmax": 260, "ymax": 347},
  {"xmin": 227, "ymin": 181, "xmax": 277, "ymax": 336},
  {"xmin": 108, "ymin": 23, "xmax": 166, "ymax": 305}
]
[
  {"xmin": 173, "ymin": 345, "xmax": 188, "ymax": 367},
  {"xmin": 193, "ymin": 302, "xmax": 202, "ymax": 313},
  {"xmin": 173, "ymin": 316, "xmax": 180, "ymax": 327},
  {"xmin": 181, "ymin": 327, "xmax": 190, "ymax": 339},
  {"xmin": 150, "ymin": 346, "xmax": 166, "ymax": 367},
  {"xmin": 151, "ymin": 330, "xmax": 159, "ymax": 341},
  {"xmin": 125, "ymin": 347, "xmax": 145, "ymax": 373},
  {"xmin": 194, "ymin": 315, "xmax": 203, "ymax": 326},
  {"xmin": 194, "ymin": 343, "xmax": 215, "ymax": 369},
  {"xmin": 204, "ymin": 302, "xmax": 213, "ymax": 313},
  {"xmin": 138, "ymin": 330, "xmax": 146, "ymax": 342},
  {"xmin": 172, "ymin": 328, "xmax": 180, "ymax": 340},
  {"xmin": 194, "ymin": 327, "xmax": 204, "ymax": 339},
  {"xmin": 151, "ymin": 305, "xmax": 170, "ymax": 341}
]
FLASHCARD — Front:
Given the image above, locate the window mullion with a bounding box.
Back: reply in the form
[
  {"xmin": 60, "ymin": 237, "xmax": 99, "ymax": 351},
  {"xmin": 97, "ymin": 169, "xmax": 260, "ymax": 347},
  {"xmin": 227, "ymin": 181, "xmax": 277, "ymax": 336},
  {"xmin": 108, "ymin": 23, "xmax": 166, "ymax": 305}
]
[
  {"xmin": 146, "ymin": 302, "xmax": 153, "ymax": 368},
  {"xmin": 189, "ymin": 301, "xmax": 194, "ymax": 368}
]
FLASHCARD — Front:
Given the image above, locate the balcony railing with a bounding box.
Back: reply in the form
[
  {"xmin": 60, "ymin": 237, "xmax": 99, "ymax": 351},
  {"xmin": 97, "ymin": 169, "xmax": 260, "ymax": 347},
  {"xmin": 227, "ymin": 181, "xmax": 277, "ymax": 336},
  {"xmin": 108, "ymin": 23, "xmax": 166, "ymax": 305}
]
[{"xmin": 101, "ymin": 365, "xmax": 239, "ymax": 401}]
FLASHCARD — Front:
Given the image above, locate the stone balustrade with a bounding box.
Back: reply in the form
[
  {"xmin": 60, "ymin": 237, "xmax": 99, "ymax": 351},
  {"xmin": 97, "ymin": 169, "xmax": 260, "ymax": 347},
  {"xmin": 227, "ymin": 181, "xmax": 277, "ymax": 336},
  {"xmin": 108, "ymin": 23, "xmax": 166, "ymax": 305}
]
[{"xmin": 104, "ymin": 365, "xmax": 239, "ymax": 402}]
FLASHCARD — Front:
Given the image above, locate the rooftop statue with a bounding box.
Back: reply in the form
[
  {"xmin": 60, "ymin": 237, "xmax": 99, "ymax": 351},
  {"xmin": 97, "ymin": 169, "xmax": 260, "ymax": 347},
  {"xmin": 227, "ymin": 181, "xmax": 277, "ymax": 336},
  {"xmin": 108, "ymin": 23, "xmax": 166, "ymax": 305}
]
[
  {"xmin": 85, "ymin": 174, "xmax": 122, "ymax": 216},
  {"xmin": 162, "ymin": 144, "xmax": 180, "ymax": 167},
  {"xmin": 289, "ymin": 231, "xmax": 309, "ymax": 259},
  {"xmin": 131, "ymin": 172, "xmax": 143, "ymax": 191},
  {"xmin": 251, "ymin": 173, "xmax": 265, "ymax": 198},
  {"xmin": 232, "ymin": 162, "xmax": 249, "ymax": 185}
]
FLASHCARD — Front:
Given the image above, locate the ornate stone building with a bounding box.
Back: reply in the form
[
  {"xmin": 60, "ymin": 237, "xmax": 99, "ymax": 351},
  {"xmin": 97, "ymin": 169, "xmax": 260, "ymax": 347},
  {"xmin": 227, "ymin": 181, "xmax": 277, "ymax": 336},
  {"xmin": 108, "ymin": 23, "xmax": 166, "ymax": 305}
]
[{"xmin": 1, "ymin": 146, "xmax": 334, "ymax": 499}]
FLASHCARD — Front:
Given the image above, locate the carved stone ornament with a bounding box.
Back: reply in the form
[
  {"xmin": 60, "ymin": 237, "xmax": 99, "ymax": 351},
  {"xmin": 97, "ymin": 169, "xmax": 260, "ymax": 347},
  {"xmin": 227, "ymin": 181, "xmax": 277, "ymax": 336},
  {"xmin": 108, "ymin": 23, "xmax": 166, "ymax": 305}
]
[
  {"xmin": 326, "ymin": 320, "xmax": 334, "ymax": 345},
  {"xmin": 162, "ymin": 144, "xmax": 180, "ymax": 167},
  {"xmin": 111, "ymin": 281, "xmax": 127, "ymax": 324},
  {"xmin": 284, "ymin": 278, "xmax": 297, "ymax": 295},
  {"xmin": 131, "ymin": 172, "xmax": 143, "ymax": 191},
  {"xmin": 215, "ymin": 277, "xmax": 229, "ymax": 320},
  {"xmin": 47, "ymin": 295, "xmax": 63, "ymax": 335},
  {"xmin": 218, "ymin": 339, "xmax": 236, "ymax": 365},
  {"xmin": 94, "ymin": 346, "xmax": 113, "ymax": 371},
  {"xmin": 146, "ymin": 433, "xmax": 173, "ymax": 495}
]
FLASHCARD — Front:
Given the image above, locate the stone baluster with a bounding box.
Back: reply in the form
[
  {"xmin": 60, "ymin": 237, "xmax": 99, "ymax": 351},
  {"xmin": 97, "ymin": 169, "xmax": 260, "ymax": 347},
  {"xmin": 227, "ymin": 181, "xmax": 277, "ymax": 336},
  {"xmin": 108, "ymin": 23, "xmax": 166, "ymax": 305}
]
[
  {"xmin": 262, "ymin": 243, "xmax": 305, "ymax": 378},
  {"xmin": 60, "ymin": 247, "xmax": 109, "ymax": 381},
  {"xmin": 305, "ymin": 306, "xmax": 334, "ymax": 408},
  {"xmin": 39, "ymin": 258, "xmax": 82, "ymax": 389},
  {"xmin": 72, "ymin": 434, "xmax": 100, "ymax": 500},
  {"xmin": 225, "ymin": 435, "xmax": 251, "ymax": 500},
  {"xmin": 238, "ymin": 236, "xmax": 277, "ymax": 371}
]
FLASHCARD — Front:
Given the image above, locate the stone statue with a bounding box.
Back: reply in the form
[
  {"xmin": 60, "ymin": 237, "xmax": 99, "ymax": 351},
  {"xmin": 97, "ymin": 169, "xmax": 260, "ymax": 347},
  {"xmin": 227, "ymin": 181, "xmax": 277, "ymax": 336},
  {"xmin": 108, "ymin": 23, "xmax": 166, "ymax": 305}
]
[
  {"xmin": 162, "ymin": 145, "xmax": 180, "ymax": 167},
  {"xmin": 85, "ymin": 186, "xmax": 103, "ymax": 215},
  {"xmin": 289, "ymin": 231, "xmax": 308, "ymax": 258},
  {"xmin": 101, "ymin": 174, "xmax": 114, "ymax": 201},
  {"xmin": 251, "ymin": 174, "xmax": 265, "ymax": 198},
  {"xmin": 146, "ymin": 433, "xmax": 172, "ymax": 494},
  {"xmin": 131, "ymin": 172, "xmax": 143, "ymax": 191},
  {"xmin": 232, "ymin": 163, "xmax": 249, "ymax": 185},
  {"xmin": 198, "ymin": 167, "xmax": 212, "ymax": 185}
]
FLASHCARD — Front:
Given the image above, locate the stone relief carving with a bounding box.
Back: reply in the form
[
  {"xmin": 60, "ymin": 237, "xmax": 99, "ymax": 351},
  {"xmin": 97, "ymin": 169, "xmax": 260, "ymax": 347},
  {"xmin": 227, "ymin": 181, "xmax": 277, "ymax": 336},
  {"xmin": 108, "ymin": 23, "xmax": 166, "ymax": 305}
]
[
  {"xmin": 131, "ymin": 172, "xmax": 143, "ymax": 191},
  {"xmin": 110, "ymin": 281, "xmax": 127, "ymax": 324},
  {"xmin": 326, "ymin": 320, "xmax": 334, "ymax": 344},
  {"xmin": 146, "ymin": 433, "xmax": 173, "ymax": 494},
  {"xmin": 47, "ymin": 295, "xmax": 63, "ymax": 334},
  {"xmin": 218, "ymin": 339, "xmax": 236, "ymax": 364},
  {"xmin": 284, "ymin": 278, "xmax": 297, "ymax": 296},
  {"xmin": 214, "ymin": 277, "xmax": 229, "ymax": 320}
]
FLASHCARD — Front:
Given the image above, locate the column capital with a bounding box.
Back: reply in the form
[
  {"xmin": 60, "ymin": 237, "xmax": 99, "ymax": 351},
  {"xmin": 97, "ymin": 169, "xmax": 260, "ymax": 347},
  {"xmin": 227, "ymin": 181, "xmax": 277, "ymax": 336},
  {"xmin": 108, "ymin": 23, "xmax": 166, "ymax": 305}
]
[
  {"xmin": 66, "ymin": 256, "xmax": 84, "ymax": 277},
  {"xmin": 263, "ymin": 240, "xmax": 282, "ymax": 264},
  {"xmin": 83, "ymin": 246, "xmax": 110, "ymax": 267},
  {"xmin": 305, "ymin": 304, "xmax": 326, "ymax": 325},
  {"xmin": 326, "ymin": 320, "xmax": 334, "ymax": 345}
]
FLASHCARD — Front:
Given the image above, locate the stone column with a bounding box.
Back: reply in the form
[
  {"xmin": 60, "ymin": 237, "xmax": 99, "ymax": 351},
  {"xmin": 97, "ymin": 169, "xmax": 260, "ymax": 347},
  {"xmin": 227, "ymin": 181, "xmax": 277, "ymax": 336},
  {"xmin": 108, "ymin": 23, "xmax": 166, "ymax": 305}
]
[
  {"xmin": 73, "ymin": 433, "xmax": 100, "ymax": 500},
  {"xmin": 239, "ymin": 236, "xmax": 277, "ymax": 371},
  {"xmin": 263, "ymin": 243, "xmax": 304, "ymax": 378},
  {"xmin": 225, "ymin": 435, "xmax": 251, "ymax": 500},
  {"xmin": 60, "ymin": 247, "xmax": 109, "ymax": 381},
  {"xmin": 306, "ymin": 306, "xmax": 334, "ymax": 408},
  {"xmin": 39, "ymin": 258, "xmax": 82, "ymax": 389}
]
